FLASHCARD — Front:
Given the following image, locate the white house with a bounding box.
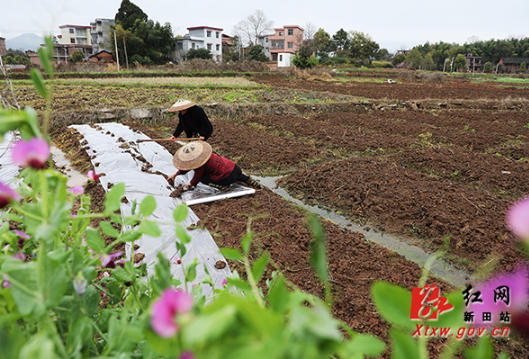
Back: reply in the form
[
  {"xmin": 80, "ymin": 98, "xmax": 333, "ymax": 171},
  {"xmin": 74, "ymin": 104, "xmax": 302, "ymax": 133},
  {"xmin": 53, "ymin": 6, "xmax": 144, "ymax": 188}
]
[
  {"xmin": 57, "ymin": 25, "xmax": 92, "ymax": 46},
  {"xmin": 173, "ymin": 26, "xmax": 223, "ymax": 62}
]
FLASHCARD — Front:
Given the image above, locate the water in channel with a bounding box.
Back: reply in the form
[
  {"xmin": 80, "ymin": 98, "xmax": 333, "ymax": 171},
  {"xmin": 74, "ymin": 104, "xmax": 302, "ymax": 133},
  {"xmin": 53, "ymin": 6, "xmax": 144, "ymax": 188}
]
[
  {"xmin": 50, "ymin": 146, "xmax": 88, "ymax": 187},
  {"xmin": 254, "ymin": 175, "xmax": 472, "ymax": 288}
]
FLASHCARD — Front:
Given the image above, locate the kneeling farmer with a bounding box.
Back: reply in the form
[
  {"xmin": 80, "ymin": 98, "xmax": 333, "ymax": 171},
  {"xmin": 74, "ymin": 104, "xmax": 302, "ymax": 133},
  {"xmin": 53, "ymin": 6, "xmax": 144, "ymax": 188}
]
[{"xmin": 167, "ymin": 141, "xmax": 261, "ymax": 191}]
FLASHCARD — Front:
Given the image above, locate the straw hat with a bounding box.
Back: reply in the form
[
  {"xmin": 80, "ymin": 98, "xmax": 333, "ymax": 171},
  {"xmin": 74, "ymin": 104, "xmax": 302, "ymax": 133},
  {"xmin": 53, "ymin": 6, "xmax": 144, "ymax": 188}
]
[
  {"xmin": 168, "ymin": 99, "xmax": 196, "ymax": 112},
  {"xmin": 172, "ymin": 141, "xmax": 212, "ymax": 171}
]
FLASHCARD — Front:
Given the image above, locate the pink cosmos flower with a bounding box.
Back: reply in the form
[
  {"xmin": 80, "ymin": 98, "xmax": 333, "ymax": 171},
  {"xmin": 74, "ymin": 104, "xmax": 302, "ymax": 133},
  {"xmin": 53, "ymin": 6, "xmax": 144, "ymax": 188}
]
[
  {"xmin": 103, "ymin": 272, "xmax": 110, "ymax": 277},
  {"xmin": 87, "ymin": 170, "xmax": 99, "ymax": 181},
  {"xmin": 14, "ymin": 230, "xmax": 30, "ymax": 240},
  {"xmin": 2, "ymin": 275, "xmax": 10, "ymax": 289},
  {"xmin": 12, "ymin": 138, "xmax": 50, "ymax": 170},
  {"xmin": 221, "ymin": 278, "xmax": 228, "ymax": 286},
  {"xmin": 151, "ymin": 289, "xmax": 193, "ymax": 338},
  {"xmin": 506, "ymin": 197, "xmax": 529, "ymax": 240},
  {"xmin": 68, "ymin": 186, "xmax": 84, "ymax": 195},
  {"xmin": 0, "ymin": 182, "xmax": 21, "ymax": 209},
  {"xmin": 115, "ymin": 259, "xmax": 128, "ymax": 268},
  {"xmin": 468, "ymin": 266, "xmax": 528, "ymax": 327},
  {"xmin": 100, "ymin": 251, "xmax": 123, "ymax": 269},
  {"xmin": 70, "ymin": 213, "xmax": 77, "ymax": 218},
  {"xmin": 12, "ymin": 253, "xmax": 26, "ymax": 261}
]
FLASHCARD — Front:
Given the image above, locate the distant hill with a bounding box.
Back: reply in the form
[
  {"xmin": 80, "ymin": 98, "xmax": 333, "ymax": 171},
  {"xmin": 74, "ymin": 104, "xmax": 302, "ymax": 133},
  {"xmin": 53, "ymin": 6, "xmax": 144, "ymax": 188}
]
[{"xmin": 6, "ymin": 33, "xmax": 44, "ymax": 51}]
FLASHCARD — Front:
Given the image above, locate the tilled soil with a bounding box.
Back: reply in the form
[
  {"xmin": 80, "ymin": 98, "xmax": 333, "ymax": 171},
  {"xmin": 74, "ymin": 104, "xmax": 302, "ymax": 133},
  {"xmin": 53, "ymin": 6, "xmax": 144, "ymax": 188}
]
[
  {"xmin": 279, "ymin": 157, "xmax": 524, "ymax": 272},
  {"xmin": 253, "ymin": 77, "xmax": 529, "ymax": 102}
]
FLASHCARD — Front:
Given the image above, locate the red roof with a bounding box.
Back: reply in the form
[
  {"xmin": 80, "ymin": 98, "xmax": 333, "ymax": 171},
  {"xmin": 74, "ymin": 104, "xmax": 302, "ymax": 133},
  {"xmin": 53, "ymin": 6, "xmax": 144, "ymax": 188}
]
[{"xmin": 187, "ymin": 26, "xmax": 223, "ymax": 31}]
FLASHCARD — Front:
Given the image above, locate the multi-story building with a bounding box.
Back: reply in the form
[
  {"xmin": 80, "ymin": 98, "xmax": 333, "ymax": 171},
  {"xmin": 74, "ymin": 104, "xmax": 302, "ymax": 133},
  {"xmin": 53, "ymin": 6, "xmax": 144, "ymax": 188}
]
[
  {"xmin": 173, "ymin": 26, "xmax": 223, "ymax": 62},
  {"xmin": 90, "ymin": 18, "xmax": 115, "ymax": 54},
  {"xmin": 52, "ymin": 24, "xmax": 93, "ymax": 64},
  {"xmin": 57, "ymin": 25, "xmax": 92, "ymax": 46},
  {"xmin": 266, "ymin": 25, "xmax": 304, "ymax": 67}
]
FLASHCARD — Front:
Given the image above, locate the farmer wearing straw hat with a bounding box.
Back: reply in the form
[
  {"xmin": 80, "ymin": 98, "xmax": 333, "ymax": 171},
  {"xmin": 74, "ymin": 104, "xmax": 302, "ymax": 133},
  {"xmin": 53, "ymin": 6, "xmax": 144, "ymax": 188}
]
[
  {"xmin": 167, "ymin": 141, "xmax": 261, "ymax": 191},
  {"xmin": 169, "ymin": 99, "xmax": 214, "ymax": 141}
]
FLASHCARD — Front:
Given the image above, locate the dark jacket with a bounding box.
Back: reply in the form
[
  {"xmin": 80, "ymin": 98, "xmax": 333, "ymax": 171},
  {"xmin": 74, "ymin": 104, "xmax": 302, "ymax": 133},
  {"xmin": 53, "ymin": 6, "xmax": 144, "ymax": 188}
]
[{"xmin": 172, "ymin": 105, "xmax": 213, "ymax": 140}]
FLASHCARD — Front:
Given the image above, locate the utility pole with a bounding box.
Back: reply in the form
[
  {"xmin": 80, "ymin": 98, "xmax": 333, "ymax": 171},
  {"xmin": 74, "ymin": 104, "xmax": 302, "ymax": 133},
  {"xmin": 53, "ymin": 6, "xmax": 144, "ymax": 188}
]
[
  {"xmin": 114, "ymin": 31, "xmax": 120, "ymax": 71},
  {"xmin": 123, "ymin": 37, "xmax": 129, "ymax": 70}
]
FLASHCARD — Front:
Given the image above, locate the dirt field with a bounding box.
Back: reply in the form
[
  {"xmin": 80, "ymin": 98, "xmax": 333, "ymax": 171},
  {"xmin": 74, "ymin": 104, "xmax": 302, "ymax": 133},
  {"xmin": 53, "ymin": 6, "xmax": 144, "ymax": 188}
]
[{"xmin": 43, "ymin": 74, "xmax": 529, "ymax": 357}]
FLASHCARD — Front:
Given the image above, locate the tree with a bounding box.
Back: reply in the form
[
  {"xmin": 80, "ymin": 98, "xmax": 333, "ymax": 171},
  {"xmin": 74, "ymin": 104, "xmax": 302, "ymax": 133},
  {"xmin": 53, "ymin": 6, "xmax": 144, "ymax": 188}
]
[
  {"xmin": 521, "ymin": 62, "xmax": 527, "ymax": 72},
  {"xmin": 483, "ymin": 61, "xmax": 493, "ymax": 73},
  {"xmin": 333, "ymin": 28, "xmax": 349, "ymax": 51},
  {"xmin": 246, "ymin": 45, "xmax": 268, "ymax": 62},
  {"xmin": 115, "ymin": 0, "xmax": 147, "ymax": 30},
  {"xmin": 186, "ymin": 48, "xmax": 212, "ymax": 60},
  {"xmin": 303, "ymin": 22, "xmax": 317, "ymax": 52},
  {"xmin": 348, "ymin": 31, "xmax": 379, "ymax": 63},
  {"xmin": 454, "ymin": 53, "xmax": 467, "ymax": 72},
  {"xmin": 376, "ymin": 48, "xmax": 390, "ymax": 61},
  {"xmin": 422, "ymin": 53, "xmax": 434, "ymax": 71},
  {"xmin": 313, "ymin": 28, "xmax": 333, "ymax": 59},
  {"xmin": 392, "ymin": 53, "xmax": 406, "ymax": 67},
  {"xmin": 405, "ymin": 48, "xmax": 423, "ymax": 69},
  {"xmin": 292, "ymin": 46, "xmax": 318, "ymax": 69},
  {"xmin": 69, "ymin": 50, "xmax": 85, "ymax": 63},
  {"xmin": 233, "ymin": 10, "xmax": 273, "ymax": 47}
]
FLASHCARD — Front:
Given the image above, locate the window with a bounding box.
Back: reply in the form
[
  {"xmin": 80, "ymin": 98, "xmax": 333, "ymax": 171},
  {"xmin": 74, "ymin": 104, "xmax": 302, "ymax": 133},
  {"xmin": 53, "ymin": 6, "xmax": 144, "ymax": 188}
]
[
  {"xmin": 272, "ymin": 54, "xmax": 278, "ymax": 61},
  {"xmin": 279, "ymin": 31, "xmax": 283, "ymax": 36},
  {"xmin": 287, "ymin": 42, "xmax": 293, "ymax": 49},
  {"xmin": 69, "ymin": 29, "xmax": 74, "ymax": 34},
  {"xmin": 70, "ymin": 38, "xmax": 75, "ymax": 44},
  {"xmin": 207, "ymin": 31, "xmax": 211, "ymax": 37},
  {"xmin": 288, "ymin": 29, "xmax": 293, "ymax": 36},
  {"xmin": 216, "ymin": 44, "xmax": 220, "ymax": 51},
  {"xmin": 207, "ymin": 44, "xmax": 212, "ymax": 50},
  {"xmin": 279, "ymin": 54, "xmax": 283, "ymax": 61},
  {"xmin": 265, "ymin": 37, "xmax": 268, "ymax": 42},
  {"xmin": 192, "ymin": 43, "xmax": 195, "ymax": 49},
  {"xmin": 216, "ymin": 32, "xmax": 219, "ymax": 38},
  {"xmin": 76, "ymin": 29, "xmax": 84, "ymax": 36}
]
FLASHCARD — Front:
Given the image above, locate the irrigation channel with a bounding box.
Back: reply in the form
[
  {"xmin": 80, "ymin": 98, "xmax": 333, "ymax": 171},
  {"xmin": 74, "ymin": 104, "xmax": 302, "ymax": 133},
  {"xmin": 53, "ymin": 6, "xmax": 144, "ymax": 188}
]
[{"xmin": 254, "ymin": 175, "xmax": 472, "ymax": 288}]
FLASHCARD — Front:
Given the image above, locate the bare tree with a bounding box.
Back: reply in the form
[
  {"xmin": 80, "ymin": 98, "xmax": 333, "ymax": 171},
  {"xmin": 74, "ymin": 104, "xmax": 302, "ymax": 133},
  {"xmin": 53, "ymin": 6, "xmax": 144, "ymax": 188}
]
[
  {"xmin": 233, "ymin": 10, "xmax": 273, "ymax": 47},
  {"xmin": 304, "ymin": 22, "xmax": 317, "ymax": 42},
  {"xmin": 303, "ymin": 22, "xmax": 316, "ymax": 51}
]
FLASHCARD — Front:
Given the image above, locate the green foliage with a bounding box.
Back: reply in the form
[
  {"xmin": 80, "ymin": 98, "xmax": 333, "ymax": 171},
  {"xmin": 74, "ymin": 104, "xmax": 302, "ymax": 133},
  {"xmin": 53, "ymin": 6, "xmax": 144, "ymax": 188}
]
[
  {"xmin": 292, "ymin": 46, "xmax": 318, "ymax": 69},
  {"xmin": 483, "ymin": 61, "xmax": 493, "ymax": 73},
  {"xmin": 313, "ymin": 28, "xmax": 335, "ymax": 60},
  {"xmin": 454, "ymin": 54, "xmax": 467, "ymax": 72},
  {"xmin": 332, "ymin": 28, "xmax": 349, "ymax": 51},
  {"xmin": 246, "ymin": 45, "xmax": 268, "ymax": 62},
  {"xmin": 2, "ymin": 50, "xmax": 30, "ymax": 65},
  {"xmin": 115, "ymin": 0, "xmax": 147, "ymax": 30},
  {"xmin": 186, "ymin": 48, "xmax": 212, "ymax": 60},
  {"xmin": 392, "ymin": 53, "xmax": 406, "ymax": 67},
  {"xmin": 113, "ymin": 2, "xmax": 174, "ymax": 65},
  {"xmin": 68, "ymin": 50, "xmax": 85, "ymax": 63},
  {"xmin": 405, "ymin": 48, "xmax": 423, "ymax": 69},
  {"xmin": 348, "ymin": 31, "xmax": 380, "ymax": 63},
  {"xmin": 521, "ymin": 62, "xmax": 527, "ymax": 71},
  {"xmin": 130, "ymin": 54, "xmax": 153, "ymax": 65}
]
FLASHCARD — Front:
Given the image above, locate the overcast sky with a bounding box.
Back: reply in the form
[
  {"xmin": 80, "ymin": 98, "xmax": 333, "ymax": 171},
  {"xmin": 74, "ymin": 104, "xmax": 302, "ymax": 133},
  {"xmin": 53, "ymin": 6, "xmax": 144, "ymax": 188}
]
[{"xmin": 1, "ymin": 0, "xmax": 528, "ymax": 52}]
